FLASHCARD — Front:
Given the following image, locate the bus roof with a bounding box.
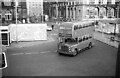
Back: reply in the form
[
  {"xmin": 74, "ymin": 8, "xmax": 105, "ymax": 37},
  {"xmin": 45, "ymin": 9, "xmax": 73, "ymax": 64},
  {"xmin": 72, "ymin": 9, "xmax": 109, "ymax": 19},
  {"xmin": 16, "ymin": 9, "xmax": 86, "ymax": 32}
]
[{"xmin": 60, "ymin": 21, "xmax": 95, "ymax": 27}]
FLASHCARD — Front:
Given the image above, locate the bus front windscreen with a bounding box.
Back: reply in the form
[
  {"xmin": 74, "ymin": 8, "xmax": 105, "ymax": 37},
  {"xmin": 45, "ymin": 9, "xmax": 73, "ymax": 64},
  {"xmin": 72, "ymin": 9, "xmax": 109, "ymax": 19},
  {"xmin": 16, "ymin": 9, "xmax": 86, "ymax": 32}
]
[{"xmin": 59, "ymin": 26, "xmax": 72, "ymax": 37}]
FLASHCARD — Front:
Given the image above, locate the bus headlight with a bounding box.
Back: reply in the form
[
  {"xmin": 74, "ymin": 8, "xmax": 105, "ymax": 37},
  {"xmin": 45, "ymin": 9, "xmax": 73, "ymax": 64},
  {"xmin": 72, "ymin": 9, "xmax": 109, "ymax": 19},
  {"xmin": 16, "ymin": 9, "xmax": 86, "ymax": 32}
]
[
  {"xmin": 59, "ymin": 46, "xmax": 61, "ymax": 49},
  {"xmin": 71, "ymin": 47, "xmax": 75, "ymax": 52},
  {"xmin": 69, "ymin": 47, "xmax": 74, "ymax": 52}
]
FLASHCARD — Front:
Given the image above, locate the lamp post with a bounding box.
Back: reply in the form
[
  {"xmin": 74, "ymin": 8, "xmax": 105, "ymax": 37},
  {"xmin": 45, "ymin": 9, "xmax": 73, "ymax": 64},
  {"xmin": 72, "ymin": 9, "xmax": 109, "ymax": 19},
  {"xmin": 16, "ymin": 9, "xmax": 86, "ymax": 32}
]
[{"xmin": 15, "ymin": 0, "xmax": 18, "ymax": 43}]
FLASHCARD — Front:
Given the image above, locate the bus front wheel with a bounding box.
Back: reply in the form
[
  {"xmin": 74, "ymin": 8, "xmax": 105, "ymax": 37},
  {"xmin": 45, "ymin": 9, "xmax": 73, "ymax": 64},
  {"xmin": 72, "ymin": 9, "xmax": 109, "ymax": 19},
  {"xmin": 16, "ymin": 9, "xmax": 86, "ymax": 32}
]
[{"xmin": 72, "ymin": 49, "xmax": 78, "ymax": 56}]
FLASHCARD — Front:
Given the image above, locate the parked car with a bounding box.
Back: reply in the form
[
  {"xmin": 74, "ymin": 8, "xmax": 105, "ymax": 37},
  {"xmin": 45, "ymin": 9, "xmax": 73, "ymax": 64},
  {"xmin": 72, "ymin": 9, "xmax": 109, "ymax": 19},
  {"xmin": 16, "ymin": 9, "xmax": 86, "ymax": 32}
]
[{"xmin": 47, "ymin": 26, "xmax": 52, "ymax": 31}]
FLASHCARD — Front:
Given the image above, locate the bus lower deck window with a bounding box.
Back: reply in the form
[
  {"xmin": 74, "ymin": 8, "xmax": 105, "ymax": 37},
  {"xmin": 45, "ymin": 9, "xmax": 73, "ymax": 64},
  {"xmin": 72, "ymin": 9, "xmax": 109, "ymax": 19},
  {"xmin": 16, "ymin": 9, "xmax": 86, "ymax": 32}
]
[{"xmin": 78, "ymin": 38, "xmax": 82, "ymax": 42}]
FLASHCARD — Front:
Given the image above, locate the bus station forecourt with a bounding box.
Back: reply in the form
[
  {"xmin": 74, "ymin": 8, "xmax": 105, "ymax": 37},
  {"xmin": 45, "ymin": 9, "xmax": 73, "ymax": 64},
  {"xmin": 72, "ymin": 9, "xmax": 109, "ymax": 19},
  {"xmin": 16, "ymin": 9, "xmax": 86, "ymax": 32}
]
[{"xmin": 1, "ymin": 19, "xmax": 120, "ymax": 76}]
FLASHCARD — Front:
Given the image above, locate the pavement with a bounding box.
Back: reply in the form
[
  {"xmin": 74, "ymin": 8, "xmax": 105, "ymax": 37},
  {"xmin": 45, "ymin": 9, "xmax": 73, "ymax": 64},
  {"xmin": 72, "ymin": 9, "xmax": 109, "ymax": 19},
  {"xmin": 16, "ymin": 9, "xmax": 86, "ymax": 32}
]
[{"xmin": 94, "ymin": 31, "xmax": 119, "ymax": 48}]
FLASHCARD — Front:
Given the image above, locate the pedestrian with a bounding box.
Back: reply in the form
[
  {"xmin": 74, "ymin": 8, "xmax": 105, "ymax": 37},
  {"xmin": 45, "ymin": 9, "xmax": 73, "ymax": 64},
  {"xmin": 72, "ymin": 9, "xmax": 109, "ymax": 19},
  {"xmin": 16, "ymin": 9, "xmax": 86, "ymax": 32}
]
[{"xmin": 51, "ymin": 25, "xmax": 54, "ymax": 30}]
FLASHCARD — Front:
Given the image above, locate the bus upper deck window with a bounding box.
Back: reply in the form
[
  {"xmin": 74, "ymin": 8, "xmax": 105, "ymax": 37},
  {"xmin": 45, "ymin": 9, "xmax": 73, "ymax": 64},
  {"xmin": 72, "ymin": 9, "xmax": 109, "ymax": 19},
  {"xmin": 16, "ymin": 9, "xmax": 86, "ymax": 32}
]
[
  {"xmin": 83, "ymin": 24, "xmax": 85, "ymax": 28},
  {"xmin": 86, "ymin": 24, "xmax": 88, "ymax": 28},
  {"xmin": 74, "ymin": 25, "xmax": 78, "ymax": 30},
  {"xmin": 89, "ymin": 34, "xmax": 92, "ymax": 39},
  {"xmin": 85, "ymin": 24, "xmax": 88, "ymax": 28},
  {"xmin": 92, "ymin": 23, "xmax": 94, "ymax": 26},
  {"xmin": 78, "ymin": 38, "xmax": 82, "ymax": 42},
  {"xmin": 83, "ymin": 36, "xmax": 86, "ymax": 41},
  {"xmin": 75, "ymin": 38, "xmax": 78, "ymax": 42},
  {"xmin": 96, "ymin": 21, "xmax": 98, "ymax": 25},
  {"xmin": 79, "ymin": 25, "xmax": 82, "ymax": 29}
]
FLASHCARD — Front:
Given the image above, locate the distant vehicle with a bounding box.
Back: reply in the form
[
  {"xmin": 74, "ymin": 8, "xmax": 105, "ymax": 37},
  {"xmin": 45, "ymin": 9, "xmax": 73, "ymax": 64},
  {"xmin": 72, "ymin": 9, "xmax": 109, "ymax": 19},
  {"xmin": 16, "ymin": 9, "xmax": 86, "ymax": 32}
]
[
  {"xmin": 57, "ymin": 21, "xmax": 95, "ymax": 56},
  {"xmin": 47, "ymin": 26, "xmax": 52, "ymax": 31},
  {"xmin": 0, "ymin": 52, "xmax": 7, "ymax": 69}
]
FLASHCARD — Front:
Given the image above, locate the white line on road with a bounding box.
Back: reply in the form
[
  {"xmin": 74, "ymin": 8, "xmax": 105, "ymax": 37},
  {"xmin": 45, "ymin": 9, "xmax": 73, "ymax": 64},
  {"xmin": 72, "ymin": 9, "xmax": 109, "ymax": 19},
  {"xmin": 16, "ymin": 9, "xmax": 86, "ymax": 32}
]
[
  {"xmin": 40, "ymin": 51, "xmax": 51, "ymax": 53},
  {"xmin": 11, "ymin": 50, "xmax": 57, "ymax": 56},
  {"xmin": 50, "ymin": 34, "xmax": 58, "ymax": 36},
  {"xmin": 11, "ymin": 53, "xmax": 24, "ymax": 55}
]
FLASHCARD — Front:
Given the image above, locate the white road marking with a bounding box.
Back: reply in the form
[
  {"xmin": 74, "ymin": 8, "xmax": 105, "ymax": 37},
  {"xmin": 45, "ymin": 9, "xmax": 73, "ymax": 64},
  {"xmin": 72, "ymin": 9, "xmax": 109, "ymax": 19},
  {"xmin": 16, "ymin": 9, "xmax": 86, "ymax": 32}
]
[
  {"xmin": 40, "ymin": 51, "xmax": 50, "ymax": 53},
  {"xmin": 50, "ymin": 34, "xmax": 58, "ymax": 36},
  {"xmin": 11, "ymin": 53, "xmax": 24, "ymax": 55},
  {"xmin": 11, "ymin": 50, "xmax": 57, "ymax": 56},
  {"xmin": 25, "ymin": 53, "xmax": 32, "ymax": 54}
]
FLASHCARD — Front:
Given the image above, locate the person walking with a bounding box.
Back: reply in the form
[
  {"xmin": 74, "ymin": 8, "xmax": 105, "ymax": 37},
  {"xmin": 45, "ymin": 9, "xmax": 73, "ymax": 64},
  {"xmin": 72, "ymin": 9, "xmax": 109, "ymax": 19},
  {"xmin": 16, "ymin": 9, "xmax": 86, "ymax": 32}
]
[{"xmin": 51, "ymin": 25, "xmax": 54, "ymax": 30}]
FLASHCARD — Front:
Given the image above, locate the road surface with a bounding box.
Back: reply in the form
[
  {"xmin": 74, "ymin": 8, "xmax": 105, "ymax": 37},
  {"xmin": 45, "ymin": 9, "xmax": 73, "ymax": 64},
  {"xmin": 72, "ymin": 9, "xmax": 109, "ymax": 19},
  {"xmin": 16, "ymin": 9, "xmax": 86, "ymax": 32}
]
[{"xmin": 2, "ymin": 26, "xmax": 118, "ymax": 76}]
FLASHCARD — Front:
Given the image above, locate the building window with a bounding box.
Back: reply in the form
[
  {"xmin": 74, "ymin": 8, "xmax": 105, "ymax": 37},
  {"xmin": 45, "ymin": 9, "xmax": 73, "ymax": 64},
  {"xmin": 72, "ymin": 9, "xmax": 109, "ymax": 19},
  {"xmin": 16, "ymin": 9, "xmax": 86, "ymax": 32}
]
[{"xmin": 5, "ymin": 13, "xmax": 12, "ymax": 20}]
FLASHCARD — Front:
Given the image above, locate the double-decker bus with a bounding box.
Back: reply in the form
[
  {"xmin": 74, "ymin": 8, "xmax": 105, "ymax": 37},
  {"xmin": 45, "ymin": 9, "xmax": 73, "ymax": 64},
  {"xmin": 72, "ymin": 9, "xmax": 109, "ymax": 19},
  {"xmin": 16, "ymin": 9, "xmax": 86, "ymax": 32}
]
[{"xmin": 57, "ymin": 21, "xmax": 95, "ymax": 56}]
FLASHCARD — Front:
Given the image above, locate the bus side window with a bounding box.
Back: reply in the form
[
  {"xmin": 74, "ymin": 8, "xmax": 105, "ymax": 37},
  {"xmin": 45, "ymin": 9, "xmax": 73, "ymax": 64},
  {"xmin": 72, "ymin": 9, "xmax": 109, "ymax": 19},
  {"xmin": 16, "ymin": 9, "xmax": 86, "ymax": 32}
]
[
  {"xmin": 86, "ymin": 24, "xmax": 88, "ymax": 28},
  {"xmin": 74, "ymin": 26, "xmax": 76, "ymax": 30},
  {"xmin": 86, "ymin": 35, "xmax": 88, "ymax": 40},
  {"xmin": 84, "ymin": 24, "xmax": 86, "ymax": 28},
  {"xmin": 85, "ymin": 35, "xmax": 88, "ymax": 40},
  {"xmin": 82, "ymin": 36, "xmax": 85, "ymax": 41},
  {"xmin": 78, "ymin": 25, "xmax": 79, "ymax": 30},
  {"xmin": 59, "ymin": 38, "xmax": 63, "ymax": 43},
  {"xmin": 79, "ymin": 25, "xmax": 82, "ymax": 29},
  {"xmin": 88, "ymin": 24, "xmax": 90, "ymax": 27},
  {"xmin": 74, "ymin": 25, "xmax": 78, "ymax": 30},
  {"xmin": 78, "ymin": 37, "xmax": 82, "ymax": 43},
  {"xmin": 83, "ymin": 24, "xmax": 85, "ymax": 28},
  {"xmin": 89, "ymin": 34, "xmax": 92, "ymax": 39},
  {"xmin": 75, "ymin": 38, "xmax": 78, "ymax": 42},
  {"xmin": 96, "ymin": 21, "xmax": 98, "ymax": 25},
  {"xmin": 81, "ymin": 24, "xmax": 84, "ymax": 28},
  {"xmin": 89, "ymin": 24, "xmax": 91, "ymax": 27},
  {"xmin": 92, "ymin": 22, "xmax": 94, "ymax": 26},
  {"xmin": 90, "ymin": 23, "xmax": 92, "ymax": 27},
  {"xmin": 65, "ymin": 38, "xmax": 67, "ymax": 43}
]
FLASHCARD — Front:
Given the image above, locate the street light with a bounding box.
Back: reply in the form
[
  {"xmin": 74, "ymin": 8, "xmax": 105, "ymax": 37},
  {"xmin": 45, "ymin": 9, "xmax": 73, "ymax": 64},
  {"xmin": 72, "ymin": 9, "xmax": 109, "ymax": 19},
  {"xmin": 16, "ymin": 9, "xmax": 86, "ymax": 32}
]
[{"xmin": 15, "ymin": 0, "xmax": 18, "ymax": 43}]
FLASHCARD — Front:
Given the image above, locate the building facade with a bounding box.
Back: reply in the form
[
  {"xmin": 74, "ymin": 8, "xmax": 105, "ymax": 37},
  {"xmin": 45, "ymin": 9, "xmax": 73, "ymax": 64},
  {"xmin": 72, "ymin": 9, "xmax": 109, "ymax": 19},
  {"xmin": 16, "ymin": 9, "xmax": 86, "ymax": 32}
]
[
  {"xmin": 0, "ymin": 0, "xmax": 27, "ymax": 26},
  {"xmin": 47, "ymin": 0, "xmax": 119, "ymax": 22},
  {"xmin": 1, "ymin": 0, "xmax": 14, "ymax": 26},
  {"xmin": 26, "ymin": 0, "xmax": 43, "ymax": 23}
]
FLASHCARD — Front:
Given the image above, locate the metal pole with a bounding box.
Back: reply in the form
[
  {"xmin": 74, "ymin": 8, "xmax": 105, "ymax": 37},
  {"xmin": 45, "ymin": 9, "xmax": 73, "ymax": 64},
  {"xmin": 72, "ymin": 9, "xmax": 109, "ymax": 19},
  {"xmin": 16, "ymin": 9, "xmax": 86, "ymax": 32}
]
[
  {"xmin": 66, "ymin": 0, "xmax": 68, "ymax": 21},
  {"xmin": 42, "ymin": 0, "xmax": 43, "ymax": 23},
  {"xmin": 15, "ymin": 1, "xmax": 18, "ymax": 43}
]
